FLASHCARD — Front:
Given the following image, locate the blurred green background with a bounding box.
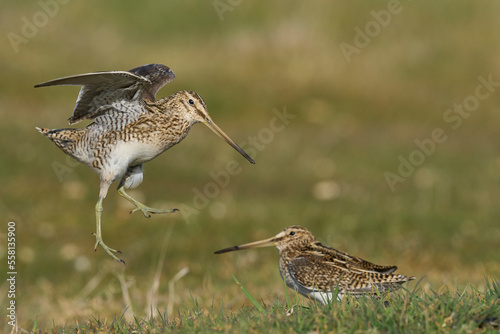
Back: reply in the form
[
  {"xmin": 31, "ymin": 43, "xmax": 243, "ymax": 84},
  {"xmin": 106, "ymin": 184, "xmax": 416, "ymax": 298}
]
[{"xmin": 1, "ymin": 0, "xmax": 500, "ymax": 329}]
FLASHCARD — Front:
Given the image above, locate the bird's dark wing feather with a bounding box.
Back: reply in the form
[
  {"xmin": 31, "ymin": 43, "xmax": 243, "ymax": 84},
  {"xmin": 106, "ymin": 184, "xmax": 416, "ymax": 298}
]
[
  {"xmin": 128, "ymin": 64, "xmax": 175, "ymax": 101},
  {"xmin": 309, "ymin": 242, "xmax": 398, "ymax": 274}
]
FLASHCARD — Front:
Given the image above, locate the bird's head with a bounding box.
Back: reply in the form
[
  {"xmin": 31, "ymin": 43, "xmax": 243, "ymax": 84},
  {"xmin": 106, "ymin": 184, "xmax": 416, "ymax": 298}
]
[
  {"xmin": 172, "ymin": 90, "xmax": 255, "ymax": 164},
  {"xmin": 215, "ymin": 225, "xmax": 317, "ymax": 254}
]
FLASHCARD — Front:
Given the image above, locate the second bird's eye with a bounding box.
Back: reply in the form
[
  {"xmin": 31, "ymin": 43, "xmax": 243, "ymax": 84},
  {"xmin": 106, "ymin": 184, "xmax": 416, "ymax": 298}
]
[
  {"xmin": 290, "ymin": 231, "xmax": 295, "ymax": 236},
  {"xmin": 188, "ymin": 99, "xmax": 194, "ymax": 105}
]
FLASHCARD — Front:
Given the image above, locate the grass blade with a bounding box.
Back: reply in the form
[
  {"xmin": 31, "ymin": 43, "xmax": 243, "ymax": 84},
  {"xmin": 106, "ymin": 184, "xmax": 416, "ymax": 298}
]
[{"xmin": 230, "ymin": 272, "xmax": 266, "ymax": 314}]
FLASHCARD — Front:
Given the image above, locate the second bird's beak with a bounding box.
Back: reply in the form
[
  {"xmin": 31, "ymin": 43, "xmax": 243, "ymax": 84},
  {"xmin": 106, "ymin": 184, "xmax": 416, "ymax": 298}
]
[
  {"xmin": 214, "ymin": 236, "xmax": 276, "ymax": 254},
  {"xmin": 204, "ymin": 118, "xmax": 255, "ymax": 164}
]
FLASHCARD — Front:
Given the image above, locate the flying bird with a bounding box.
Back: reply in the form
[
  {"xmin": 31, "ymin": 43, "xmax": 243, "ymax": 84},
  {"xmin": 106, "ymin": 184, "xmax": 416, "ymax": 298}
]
[{"xmin": 36, "ymin": 64, "xmax": 255, "ymax": 263}]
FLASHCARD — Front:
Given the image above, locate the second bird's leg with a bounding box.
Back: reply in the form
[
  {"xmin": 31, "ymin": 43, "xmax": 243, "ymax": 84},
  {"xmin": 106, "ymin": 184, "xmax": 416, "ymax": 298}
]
[
  {"xmin": 93, "ymin": 196, "xmax": 124, "ymax": 264},
  {"xmin": 117, "ymin": 185, "xmax": 179, "ymax": 218}
]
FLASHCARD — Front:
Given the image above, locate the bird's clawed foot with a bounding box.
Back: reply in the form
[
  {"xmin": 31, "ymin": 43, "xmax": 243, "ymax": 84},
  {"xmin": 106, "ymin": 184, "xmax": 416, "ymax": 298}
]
[
  {"xmin": 130, "ymin": 204, "xmax": 179, "ymax": 218},
  {"xmin": 92, "ymin": 233, "xmax": 125, "ymax": 264},
  {"xmin": 117, "ymin": 186, "xmax": 179, "ymax": 218}
]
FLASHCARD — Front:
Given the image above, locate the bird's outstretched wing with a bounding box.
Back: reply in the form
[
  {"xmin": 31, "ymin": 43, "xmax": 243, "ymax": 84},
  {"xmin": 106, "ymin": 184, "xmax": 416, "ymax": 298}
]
[{"xmin": 34, "ymin": 64, "xmax": 175, "ymax": 125}]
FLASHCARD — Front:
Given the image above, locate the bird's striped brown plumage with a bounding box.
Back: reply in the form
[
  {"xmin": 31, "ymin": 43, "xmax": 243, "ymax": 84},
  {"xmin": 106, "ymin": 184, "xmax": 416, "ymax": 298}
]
[
  {"xmin": 215, "ymin": 225, "xmax": 415, "ymax": 304},
  {"xmin": 36, "ymin": 64, "xmax": 254, "ymax": 263}
]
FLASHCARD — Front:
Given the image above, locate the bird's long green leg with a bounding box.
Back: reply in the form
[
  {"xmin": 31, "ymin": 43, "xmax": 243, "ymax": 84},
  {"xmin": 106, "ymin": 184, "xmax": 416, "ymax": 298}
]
[
  {"xmin": 117, "ymin": 186, "xmax": 179, "ymax": 218},
  {"xmin": 93, "ymin": 196, "xmax": 124, "ymax": 264}
]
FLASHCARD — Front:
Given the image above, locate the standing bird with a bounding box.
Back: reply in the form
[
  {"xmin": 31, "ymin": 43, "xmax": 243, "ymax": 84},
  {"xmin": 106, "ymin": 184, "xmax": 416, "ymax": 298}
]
[
  {"xmin": 215, "ymin": 226, "xmax": 414, "ymax": 304},
  {"xmin": 36, "ymin": 64, "xmax": 255, "ymax": 263}
]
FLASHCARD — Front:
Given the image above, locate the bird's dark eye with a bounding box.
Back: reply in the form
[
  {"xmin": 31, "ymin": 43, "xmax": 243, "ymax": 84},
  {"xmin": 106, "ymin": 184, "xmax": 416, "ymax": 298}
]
[
  {"xmin": 290, "ymin": 231, "xmax": 295, "ymax": 236},
  {"xmin": 188, "ymin": 99, "xmax": 194, "ymax": 105}
]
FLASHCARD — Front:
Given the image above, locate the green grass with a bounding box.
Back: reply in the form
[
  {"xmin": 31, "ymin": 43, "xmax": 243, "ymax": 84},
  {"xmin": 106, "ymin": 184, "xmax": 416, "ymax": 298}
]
[
  {"xmin": 30, "ymin": 277, "xmax": 500, "ymax": 333},
  {"xmin": 230, "ymin": 272, "xmax": 266, "ymax": 314},
  {"xmin": 2, "ymin": 0, "xmax": 500, "ymax": 332}
]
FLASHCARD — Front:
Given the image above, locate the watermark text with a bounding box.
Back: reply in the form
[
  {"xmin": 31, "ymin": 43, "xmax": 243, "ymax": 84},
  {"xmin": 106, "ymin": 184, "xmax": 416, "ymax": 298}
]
[
  {"xmin": 6, "ymin": 221, "xmax": 17, "ymax": 328},
  {"xmin": 180, "ymin": 106, "xmax": 295, "ymax": 222},
  {"xmin": 385, "ymin": 74, "xmax": 499, "ymax": 191},
  {"xmin": 7, "ymin": 0, "xmax": 72, "ymax": 53}
]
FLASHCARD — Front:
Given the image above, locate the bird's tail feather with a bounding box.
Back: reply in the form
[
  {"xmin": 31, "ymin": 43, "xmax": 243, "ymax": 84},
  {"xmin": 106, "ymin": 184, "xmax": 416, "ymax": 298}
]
[{"xmin": 36, "ymin": 127, "xmax": 84, "ymax": 156}]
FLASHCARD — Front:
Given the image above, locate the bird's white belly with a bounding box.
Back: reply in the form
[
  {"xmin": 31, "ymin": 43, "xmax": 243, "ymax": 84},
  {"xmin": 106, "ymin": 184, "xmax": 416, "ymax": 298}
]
[
  {"xmin": 98, "ymin": 140, "xmax": 160, "ymax": 182},
  {"xmin": 289, "ymin": 281, "xmax": 340, "ymax": 305},
  {"xmin": 307, "ymin": 290, "xmax": 340, "ymax": 304},
  {"xmin": 109, "ymin": 140, "xmax": 161, "ymax": 166}
]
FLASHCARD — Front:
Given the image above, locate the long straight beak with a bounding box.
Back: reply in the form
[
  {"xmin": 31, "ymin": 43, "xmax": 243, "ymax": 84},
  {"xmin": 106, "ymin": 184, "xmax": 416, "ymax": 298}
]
[
  {"xmin": 204, "ymin": 118, "xmax": 255, "ymax": 164},
  {"xmin": 214, "ymin": 236, "xmax": 276, "ymax": 254}
]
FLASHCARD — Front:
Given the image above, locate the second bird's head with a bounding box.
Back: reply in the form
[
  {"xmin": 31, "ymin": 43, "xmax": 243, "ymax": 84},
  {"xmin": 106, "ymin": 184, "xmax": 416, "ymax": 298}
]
[{"xmin": 215, "ymin": 225, "xmax": 318, "ymax": 254}]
